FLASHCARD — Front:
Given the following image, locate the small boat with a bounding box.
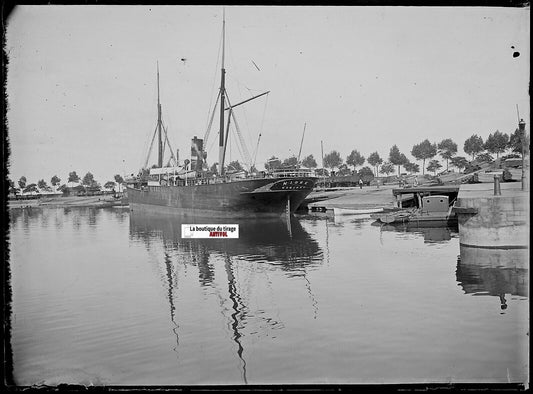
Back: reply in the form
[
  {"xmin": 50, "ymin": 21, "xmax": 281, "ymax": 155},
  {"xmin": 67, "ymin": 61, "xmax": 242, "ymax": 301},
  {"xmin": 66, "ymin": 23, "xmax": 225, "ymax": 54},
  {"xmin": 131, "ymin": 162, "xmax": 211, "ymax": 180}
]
[
  {"xmin": 371, "ymin": 195, "xmax": 457, "ymax": 226},
  {"xmin": 333, "ymin": 207, "xmax": 384, "ymax": 216},
  {"xmin": 370, "ymin": 209, "xmax": 414, "ymax": 224}
]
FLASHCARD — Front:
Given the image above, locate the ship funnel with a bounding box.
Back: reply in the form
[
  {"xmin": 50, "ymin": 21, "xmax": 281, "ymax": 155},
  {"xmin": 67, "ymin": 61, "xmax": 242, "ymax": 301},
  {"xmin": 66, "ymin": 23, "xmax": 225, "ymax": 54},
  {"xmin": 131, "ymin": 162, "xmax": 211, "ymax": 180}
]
[
  {"xmin": 191, "ymin": 136, "xmax": 204, "ymax": 171},
  {"xmin": 518, "ymin": 119, "xmax": 526, "ymax": 131}
]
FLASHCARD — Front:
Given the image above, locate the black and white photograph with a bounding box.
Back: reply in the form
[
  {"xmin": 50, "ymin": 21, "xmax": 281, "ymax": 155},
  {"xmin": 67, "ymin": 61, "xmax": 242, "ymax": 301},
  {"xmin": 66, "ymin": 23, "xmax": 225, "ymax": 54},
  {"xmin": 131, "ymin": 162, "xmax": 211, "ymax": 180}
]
[{"xmin": 4, "ymin": 4, "xmax": 529, "ymax": 389}]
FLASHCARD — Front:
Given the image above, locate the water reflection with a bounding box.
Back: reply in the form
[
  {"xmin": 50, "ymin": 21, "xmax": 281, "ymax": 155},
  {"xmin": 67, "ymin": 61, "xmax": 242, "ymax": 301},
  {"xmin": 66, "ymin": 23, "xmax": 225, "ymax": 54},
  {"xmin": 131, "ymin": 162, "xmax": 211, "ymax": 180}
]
[
  {"xmin": 9, "ymin": 207, "xmax": 123, "ymax": 232},
  {"xmin": 375, "ymin": 223, "xmax": 459, "ymax": 244},
  {"xmin": 332, "ymin": 214, "xmax": 367, "ymax": 228},
  {"xmin": 129, "ymin": 212, "xmax": 323, "ymax": 274},
  {"xmin": 129, "ymin": 211, "xmax": 323, "ymax": 383},
  {"xmin": 224, "ymin": 254, "xmax": 248, "ymax": 383},
  {"xmin": 163, "ymin": 252, "xmax": 180, "ymax": 355},
  {"xmin": 456, "ymin": 245, "xmax": 528, "ymax": 312},
  {"xmin": 9, "ymin": 207, "xmax": 35, "ymax": 226},
  {"xmin": 87, "ymin": 208, "xmax": 100, "ymax": 227}
]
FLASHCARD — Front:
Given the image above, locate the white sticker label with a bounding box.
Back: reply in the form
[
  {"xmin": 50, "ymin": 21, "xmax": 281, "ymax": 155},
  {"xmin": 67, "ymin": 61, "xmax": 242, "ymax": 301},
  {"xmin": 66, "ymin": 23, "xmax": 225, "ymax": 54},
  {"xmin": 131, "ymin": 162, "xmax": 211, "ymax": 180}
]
[{"xmin": 182, "ymin": 224, "xmax": 239, "ymax": 239}]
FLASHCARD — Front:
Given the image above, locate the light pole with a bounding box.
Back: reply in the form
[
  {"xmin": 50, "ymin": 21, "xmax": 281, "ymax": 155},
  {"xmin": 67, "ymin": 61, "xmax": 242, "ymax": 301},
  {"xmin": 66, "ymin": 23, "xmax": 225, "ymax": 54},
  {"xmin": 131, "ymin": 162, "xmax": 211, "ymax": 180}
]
[{"xmin": 519, "ymin": 118, "xmax": 527, "ymax": 191}]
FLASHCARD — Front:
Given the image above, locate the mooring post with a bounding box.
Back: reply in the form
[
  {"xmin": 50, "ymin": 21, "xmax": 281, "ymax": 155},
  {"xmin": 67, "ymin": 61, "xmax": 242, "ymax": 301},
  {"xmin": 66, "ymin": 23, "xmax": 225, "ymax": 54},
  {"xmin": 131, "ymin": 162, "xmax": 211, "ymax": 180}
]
[{"xmin": 493, "ymin": 174, "xmax": 501, "ymax": 196}]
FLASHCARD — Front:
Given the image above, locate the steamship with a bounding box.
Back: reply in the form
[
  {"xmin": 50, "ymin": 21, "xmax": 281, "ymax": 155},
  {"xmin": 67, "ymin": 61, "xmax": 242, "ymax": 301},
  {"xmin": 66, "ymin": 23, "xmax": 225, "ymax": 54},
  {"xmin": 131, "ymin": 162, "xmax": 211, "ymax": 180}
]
[{"xmin": 126, "ymin": 15, "xmax": 317, "ymax": 218}]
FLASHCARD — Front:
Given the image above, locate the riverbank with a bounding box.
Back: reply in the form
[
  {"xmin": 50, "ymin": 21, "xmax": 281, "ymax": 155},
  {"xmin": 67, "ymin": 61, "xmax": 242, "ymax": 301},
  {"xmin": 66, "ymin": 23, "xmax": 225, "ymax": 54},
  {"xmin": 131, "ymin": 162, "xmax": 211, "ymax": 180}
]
[
  {"xmin": 306, "ymin": 185, "xmax": 397, "ymax": 210},
  {"xmin": 8, "ymin": 195, "xmax": 128, "ymax": 209}
]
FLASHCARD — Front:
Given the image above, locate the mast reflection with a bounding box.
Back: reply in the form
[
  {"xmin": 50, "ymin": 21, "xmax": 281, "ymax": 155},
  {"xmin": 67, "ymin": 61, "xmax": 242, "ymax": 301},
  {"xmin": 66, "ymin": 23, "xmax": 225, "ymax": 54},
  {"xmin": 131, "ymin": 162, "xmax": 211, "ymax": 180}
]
[
  {"xmin": 129, "ymin": 210, "xmax": 323, "ymax": 382},
  {"xmin": 163, "ymin": 251, "xmax": 179, "ymax": 354},
  {"xmin": 224, "ymin": 253, "xmax": 248, "ymax": 383},
  {"xmin": 456, "ymin": 245, "xmax": 528, "ymax": 311}
]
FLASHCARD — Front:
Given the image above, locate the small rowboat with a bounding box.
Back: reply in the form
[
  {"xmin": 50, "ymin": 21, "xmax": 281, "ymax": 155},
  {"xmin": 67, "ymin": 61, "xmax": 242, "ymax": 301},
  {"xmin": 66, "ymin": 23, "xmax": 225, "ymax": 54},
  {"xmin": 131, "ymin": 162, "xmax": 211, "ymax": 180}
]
[
  {"xmin": 333, "ymin": 207, "xmax": 384, "ymax": 216},
  {"xmin": 370, "ymin": 211, "xmax": 413, "ymax": 224}
]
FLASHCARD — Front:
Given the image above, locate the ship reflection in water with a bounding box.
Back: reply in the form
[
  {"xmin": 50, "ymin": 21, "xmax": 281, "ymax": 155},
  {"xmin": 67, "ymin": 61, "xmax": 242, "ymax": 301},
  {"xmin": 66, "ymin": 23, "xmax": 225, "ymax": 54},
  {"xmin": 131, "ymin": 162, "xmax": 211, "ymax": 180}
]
[
  {"xmin": 456, "ymin": 245, "xmax": 528, "ymax": 313},
  {"xmin": 129, "ymin": 211, "xmax": 323, "ymax": 271},
  {"xmin": 128, "ymin": 211, "xmax": 323, "ymax": 384}
]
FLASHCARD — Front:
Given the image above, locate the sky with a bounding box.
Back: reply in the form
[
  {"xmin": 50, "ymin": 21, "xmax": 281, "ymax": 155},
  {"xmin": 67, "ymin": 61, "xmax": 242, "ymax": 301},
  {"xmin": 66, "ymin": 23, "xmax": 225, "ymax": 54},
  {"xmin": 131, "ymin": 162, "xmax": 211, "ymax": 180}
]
[{"xmin": 5, "ymin": 5, "xmax": 530, "ymax": 186}]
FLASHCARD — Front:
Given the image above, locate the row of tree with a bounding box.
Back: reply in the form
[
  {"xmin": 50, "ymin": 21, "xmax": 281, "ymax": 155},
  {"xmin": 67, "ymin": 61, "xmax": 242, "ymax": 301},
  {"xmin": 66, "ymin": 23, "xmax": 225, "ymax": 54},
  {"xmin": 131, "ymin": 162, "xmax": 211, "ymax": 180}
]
[
  {"xmin": 9, "ymin": 172, "xmax": 125, "ymax": 195},
  {"xmin": 9, "ymin": 127, "xmax": 527, "ymax": 192},
  {"xmin": 260, "ymin": 127, "xmax": 527, "ymax": 177}
]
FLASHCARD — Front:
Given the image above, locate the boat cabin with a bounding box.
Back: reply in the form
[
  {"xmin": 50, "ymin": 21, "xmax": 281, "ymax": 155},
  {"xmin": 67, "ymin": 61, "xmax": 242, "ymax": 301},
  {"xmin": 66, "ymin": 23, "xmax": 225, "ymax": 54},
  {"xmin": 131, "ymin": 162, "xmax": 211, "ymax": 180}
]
[
  {"xmin": 420, "ymin": 195, "xmax": 449, "ymax": 214},
  {"xmin": 392, "ymin": 185, "xmax": 459, "ymax": 209}
]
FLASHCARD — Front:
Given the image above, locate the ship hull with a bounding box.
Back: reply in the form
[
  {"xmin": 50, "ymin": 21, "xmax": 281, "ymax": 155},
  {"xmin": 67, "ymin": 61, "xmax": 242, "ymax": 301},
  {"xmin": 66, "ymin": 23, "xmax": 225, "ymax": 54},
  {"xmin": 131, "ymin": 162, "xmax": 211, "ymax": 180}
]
[{"xmin": 127, "ymin": 177, "xmax": 317, "ymax": 218}]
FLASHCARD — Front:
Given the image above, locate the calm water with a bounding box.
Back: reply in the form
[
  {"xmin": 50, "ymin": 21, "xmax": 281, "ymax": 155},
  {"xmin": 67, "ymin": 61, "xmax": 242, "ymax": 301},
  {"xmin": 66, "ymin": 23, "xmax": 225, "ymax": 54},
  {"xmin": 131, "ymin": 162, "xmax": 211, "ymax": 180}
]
[{"xmin": 7, "ymin": 207, "xmax": 529, "ymax": 386}]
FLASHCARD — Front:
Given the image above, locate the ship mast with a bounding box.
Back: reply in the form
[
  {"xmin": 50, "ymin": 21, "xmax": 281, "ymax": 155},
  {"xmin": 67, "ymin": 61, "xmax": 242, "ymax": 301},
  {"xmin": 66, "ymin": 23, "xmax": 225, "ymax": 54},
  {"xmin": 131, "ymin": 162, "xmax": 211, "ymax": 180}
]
[
  {"xmin": 218, "ymin": 11, "xmax": 226, "ymax": 175},
  {"xmin": 157, "ymin": 61, "xmax": 163, "ymax": 168},
  {"xmin": 297, "ymin": 123, "xmax": 307, "ymax": 165}
]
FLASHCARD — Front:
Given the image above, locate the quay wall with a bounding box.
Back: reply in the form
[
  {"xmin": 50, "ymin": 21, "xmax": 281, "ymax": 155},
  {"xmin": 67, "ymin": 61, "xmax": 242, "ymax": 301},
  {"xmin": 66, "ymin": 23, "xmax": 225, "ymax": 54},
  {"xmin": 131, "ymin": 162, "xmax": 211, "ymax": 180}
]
[
  {"xmin": 455, "ymin": 183, "xmax": 529, "ymax": 248},
  {"xmin": 8, "ymin": 195, "xmax": 126, "ymax": 209}
]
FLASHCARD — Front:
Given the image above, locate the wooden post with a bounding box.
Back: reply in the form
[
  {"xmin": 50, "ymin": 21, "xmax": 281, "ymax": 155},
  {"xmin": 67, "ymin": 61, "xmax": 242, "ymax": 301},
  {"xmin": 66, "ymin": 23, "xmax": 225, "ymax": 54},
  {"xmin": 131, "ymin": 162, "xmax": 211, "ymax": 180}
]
[
  {"xmin": 396, "ymin": 193, "xmax": 403, "ymax": 208},
  {"xmin": 494, "ymin": 174, "xmax": 501, "ymax": 196}
]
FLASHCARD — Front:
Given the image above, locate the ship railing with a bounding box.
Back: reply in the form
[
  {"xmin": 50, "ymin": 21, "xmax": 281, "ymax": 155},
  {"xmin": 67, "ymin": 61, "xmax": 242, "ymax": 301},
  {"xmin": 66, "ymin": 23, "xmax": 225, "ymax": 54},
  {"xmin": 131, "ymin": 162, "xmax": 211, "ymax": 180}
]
[
  {"xmin": 147, "ymin": 170, "xmax": 314, "ymax": 187},
  {"xmin": 271, "ymin": 169, "xmax": 314, "ymax": 178}
]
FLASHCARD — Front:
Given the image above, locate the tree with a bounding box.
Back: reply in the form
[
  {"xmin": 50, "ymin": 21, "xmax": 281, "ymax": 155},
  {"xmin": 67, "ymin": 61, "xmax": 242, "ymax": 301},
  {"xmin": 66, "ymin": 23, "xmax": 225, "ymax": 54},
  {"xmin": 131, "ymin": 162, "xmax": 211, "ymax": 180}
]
[
  {"xmin": 450, "ymin": 156, "xmax": 468, "ymax": 172},
  {"xmin": 411, "ymin": 139, "xmax": 437, "ymax": 175},
  {"xmin": 358, "ymin": 166, "xmax": 374, "ymax": 184},
  {"xmin": 18, "ymin": 176, "xmax": 27, "ymax": 190},
  {"xmin": 226, "ymin": 160, "xmax": 243, "ymax": 172},
  {"xmin": 427, "ymin": 160, "xmax": 442, "ymax": 175},
  {"xmin": 9, "ymin": 179, "xmax": 19, "ymax": 195},
  {"xmin": 82, "ymin": 172, "xmax": 96, "ymax": 187},
  {"xmin": 315, "ymin": 168, "xmax": 329, "ymax": 177},
  {"xmin": 114, "ymin": 174, "xmax": 124, "ymax": 192},
  {"xmin": 301, "ymin": 154, "xmax": 317, "ymax": 169},
  {"xmin": 379, "ymin": 162, "xmax": 394, "ymax": 176},
  {"xmin": 463, "ymin": 134, "xmax": 484, "ymax": 161},
  {"xmin": 367, "ymin": 151, "xmax": 383, "ymax": 176},
  {"xmin": 210, "ymin": 162, "xmax": 218, "ymax": 173},
  {"xmin": 37, "ymin": 179, "xmax": 51, "ymax": 191},
  {"xmin": 23, "ymin": 183, "xmax": 39, "ymax": 194},
  {"xmin": 323, "ymin": 150, "xmax": 343, "ymax": 170},
  {"xmin": 346, "ymin": 149, "xmax": 365, "ymax": 171},
  {"xmin": 484, "ymin": 130, "xmax": 509, "ymax": 159},
  {"xmin": 68, "ymin": 171, "xmax": 80, "ymax": 184},
  {"xmin": 51, "ymin": 175, "xmax": 61, "ymax": 186},
  {"xmin": 265, "ymin": 156, "xmax": 282, "ymax": 171},
  {"xmin": 508, "ymin": 127, "xmax": 530, "ymax": 155},
  {"xmin": 475, "ymin": 152, "xmax": 494, "ymax": 163},
  {"xmin": 58, "ymin": 184, "xmax": 69, "ymax": 195},
  {"xmin": 388, "ymin": 145, "xmax": 409, "ymax": 176},
  {"xmin": 282, "ymin": 156, "xmax": 299, "ymax": 168},
  {"xmin": 403, "ymin": 162, "xmax": 420, "ymax": 174},
  {"xmin": 437, "ymin": 138, "xmax": 458, "ymax": 171},
  {"xmin": 104, "ymin": 181, "xmax": 116, "ymax": 190},
  {"xmin": 336, "ymin": 163, "xmax": 351, "ymax": 176}
]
